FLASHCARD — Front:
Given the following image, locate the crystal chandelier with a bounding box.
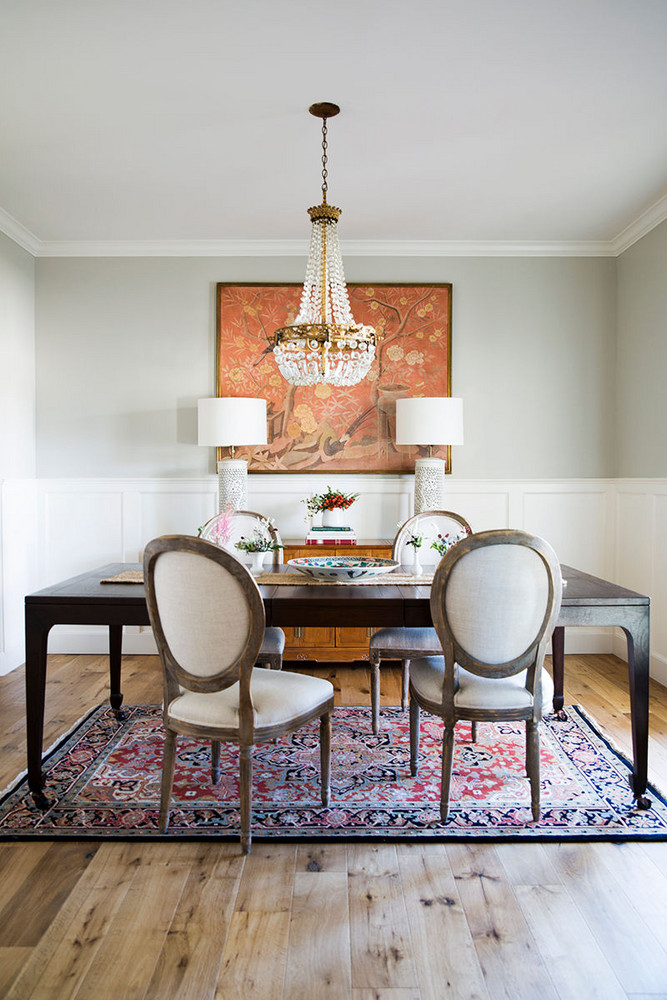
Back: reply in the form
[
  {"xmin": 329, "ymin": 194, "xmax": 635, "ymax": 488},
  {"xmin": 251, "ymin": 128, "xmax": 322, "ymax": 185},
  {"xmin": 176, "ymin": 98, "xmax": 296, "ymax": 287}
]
[{"xmin": 274, "ymin": 103, "xmax": 376, "ymax": 387}]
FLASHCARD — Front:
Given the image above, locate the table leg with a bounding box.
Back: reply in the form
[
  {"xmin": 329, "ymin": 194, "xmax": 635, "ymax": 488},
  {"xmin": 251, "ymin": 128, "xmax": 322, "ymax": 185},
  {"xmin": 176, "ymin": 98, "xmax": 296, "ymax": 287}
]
[
  {"xmin": 623, "ymin": 614, "xmax": 651, "ymax": 809},
  {"xmin": 24, "ymin": 607, "xmax": 51, "ymax": 808},
  {"xmin": 109, "ymin": 624, "xmax": 125, "ymax": 719},
  {"xmin": 551, "ymin": 626, "xmax": 567, "ymax": 720}
]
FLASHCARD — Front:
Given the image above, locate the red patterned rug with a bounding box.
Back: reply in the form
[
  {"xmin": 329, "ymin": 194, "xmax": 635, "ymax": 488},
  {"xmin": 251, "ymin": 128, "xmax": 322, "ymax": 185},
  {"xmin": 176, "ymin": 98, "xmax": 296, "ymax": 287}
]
[{"xmin": 1, "ymin": 705, "xmax": 665, "ymax": 840}]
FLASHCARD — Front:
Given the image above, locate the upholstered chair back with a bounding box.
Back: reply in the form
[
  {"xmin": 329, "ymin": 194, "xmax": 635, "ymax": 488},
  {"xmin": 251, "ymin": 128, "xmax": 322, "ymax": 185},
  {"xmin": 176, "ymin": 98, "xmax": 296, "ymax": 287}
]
[
  {"xmin": 393, "ymin": 510, "xmax": 472, "ymax": 568},
  {"xmin": 144, "ymin": 535, "xmax": 265, "ymax": 694},
  {"xmin": 431, "ymin": 529, "xmax": 562, "ymax": 682}
]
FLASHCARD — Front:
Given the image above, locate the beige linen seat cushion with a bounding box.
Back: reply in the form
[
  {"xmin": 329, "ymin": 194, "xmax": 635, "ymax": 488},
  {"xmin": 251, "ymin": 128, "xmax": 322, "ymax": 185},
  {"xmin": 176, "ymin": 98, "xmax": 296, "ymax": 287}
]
[
  {"xmin": 410, "ymin": 655, "xmax": 554, "ymax": 713},
  {"xmin": 168, "ymin": 669, "xmax": 332, "ymax": 730}
]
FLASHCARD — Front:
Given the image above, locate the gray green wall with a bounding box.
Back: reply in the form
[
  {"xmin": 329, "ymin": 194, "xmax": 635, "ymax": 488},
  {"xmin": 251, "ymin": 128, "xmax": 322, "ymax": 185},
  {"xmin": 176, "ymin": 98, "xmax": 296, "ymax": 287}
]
[
  {"xmin": 34, "ymin": 254, "xmax": 617, "ymax": 480},
  {"xmin": 0, "ymin": 231, "xmax": 35, "ymax": 478},
  {"xmin": 616, "ymin": 218, "xmax": 667, "ymax": 477}
]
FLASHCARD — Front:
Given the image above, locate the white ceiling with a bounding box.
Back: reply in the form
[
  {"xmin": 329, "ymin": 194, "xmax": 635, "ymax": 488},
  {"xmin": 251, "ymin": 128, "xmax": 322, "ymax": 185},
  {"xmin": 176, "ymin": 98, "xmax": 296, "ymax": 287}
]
[{"xmin": 2, "ymin": 0, "xmax": 667, "ymax": 255}]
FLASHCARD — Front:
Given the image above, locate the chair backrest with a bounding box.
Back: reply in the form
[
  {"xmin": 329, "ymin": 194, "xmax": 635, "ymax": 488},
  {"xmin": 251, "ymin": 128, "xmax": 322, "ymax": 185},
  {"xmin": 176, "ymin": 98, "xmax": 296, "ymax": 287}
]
[
  {"xmin": 144, "ymin": 535, "xmax": 266, "ymax": 711},
  {"xmin": 199, "ymin": 510, "xmax": 283, "ymax": 569},
  {"xmin": 393, "ymin": 510, "xmax": 472, "ymax": 567},
  {"xmin": 431, "ymin": 529, "xmax": 562, "ymax": 693}
]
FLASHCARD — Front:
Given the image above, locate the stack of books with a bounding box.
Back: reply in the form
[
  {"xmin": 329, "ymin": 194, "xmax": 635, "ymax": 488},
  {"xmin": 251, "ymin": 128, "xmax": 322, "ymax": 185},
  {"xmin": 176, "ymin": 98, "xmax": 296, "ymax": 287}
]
[{"xmin": 306, "ymin": 525, "xmax": 357, "ymax": 545}]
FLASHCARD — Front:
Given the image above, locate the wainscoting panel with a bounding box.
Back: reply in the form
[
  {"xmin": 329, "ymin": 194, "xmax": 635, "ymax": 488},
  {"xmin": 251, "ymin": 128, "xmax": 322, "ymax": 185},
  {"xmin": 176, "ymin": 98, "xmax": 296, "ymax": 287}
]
[
  {"xmin": 520, "ymin": 486, "xmax": 613, "ymax": 578},
  {"xmin": 41, "ymin": 485, "xmax": 125, "ymax": 584},
  {"xmin": 2, "ymin": 477, "xmax": 665, "ymax": 680}
]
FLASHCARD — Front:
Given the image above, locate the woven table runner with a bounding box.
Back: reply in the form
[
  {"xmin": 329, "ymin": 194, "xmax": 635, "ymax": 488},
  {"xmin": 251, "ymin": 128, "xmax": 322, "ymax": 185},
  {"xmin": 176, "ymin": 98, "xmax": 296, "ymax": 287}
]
[{"xmin": 100, "ymin": 571, "xmax": 144, "ymax": 585}]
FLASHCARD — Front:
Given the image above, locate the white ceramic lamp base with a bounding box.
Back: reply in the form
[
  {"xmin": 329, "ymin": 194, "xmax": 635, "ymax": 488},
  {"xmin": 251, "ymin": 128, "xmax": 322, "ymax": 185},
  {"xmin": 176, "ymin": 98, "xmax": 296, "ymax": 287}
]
[
  {"xmin": 217, "ymin": 459, "xmax": 247, "ymax": 512},
  {"xmin": 414, "ymin": 457, "xmax": 445, "ymax": 514}
]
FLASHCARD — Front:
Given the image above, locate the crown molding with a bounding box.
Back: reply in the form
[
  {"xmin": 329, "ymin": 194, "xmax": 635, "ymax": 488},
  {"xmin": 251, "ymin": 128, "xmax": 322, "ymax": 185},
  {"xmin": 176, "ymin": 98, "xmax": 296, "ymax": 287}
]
[
  {"xmin": 0, "ymin": 208, "xmax": 41, "ymax": 255},
  {"xmin": 27, "ymin": 237, "xmax": 617, "ymax": 258},
  {"xmin": 611, "ymin": 193, "xmax": 667, "ymax": 255},
  {"xmin": 1, "ymin": 212, "xmax": 664, "ymax": 259}
]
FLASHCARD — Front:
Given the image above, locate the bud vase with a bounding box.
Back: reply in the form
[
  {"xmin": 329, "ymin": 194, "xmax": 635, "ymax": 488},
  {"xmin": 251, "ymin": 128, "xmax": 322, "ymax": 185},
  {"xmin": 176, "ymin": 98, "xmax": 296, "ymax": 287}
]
[
  {"xmin": 249, "ymin": 551, "xmax": 266, "ymax": 575},
  {"xmin": 411, "ymin": 546, "xmax": 423, "ymax": 577}
]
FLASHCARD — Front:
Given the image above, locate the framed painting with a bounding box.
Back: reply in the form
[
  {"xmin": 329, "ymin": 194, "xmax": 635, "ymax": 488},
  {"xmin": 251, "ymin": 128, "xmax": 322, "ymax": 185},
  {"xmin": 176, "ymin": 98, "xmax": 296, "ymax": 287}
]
[{"xmin": 216, "ymin": 282, "xmax": 452, "ymax": 473}]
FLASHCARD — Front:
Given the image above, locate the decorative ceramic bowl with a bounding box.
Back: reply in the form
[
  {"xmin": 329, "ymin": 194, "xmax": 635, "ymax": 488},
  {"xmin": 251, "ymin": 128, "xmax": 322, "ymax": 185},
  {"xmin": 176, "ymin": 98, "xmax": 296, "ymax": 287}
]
[{"xmin": 287, "ymin": 556, "xmax": 400, "ymax": 581}]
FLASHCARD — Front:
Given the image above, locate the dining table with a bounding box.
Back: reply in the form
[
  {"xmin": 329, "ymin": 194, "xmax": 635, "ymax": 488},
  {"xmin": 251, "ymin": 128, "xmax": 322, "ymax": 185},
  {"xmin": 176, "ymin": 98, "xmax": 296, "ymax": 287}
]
[{"xmin": 24, "ymin": 560, "xmax": 652, "ymax": 810}]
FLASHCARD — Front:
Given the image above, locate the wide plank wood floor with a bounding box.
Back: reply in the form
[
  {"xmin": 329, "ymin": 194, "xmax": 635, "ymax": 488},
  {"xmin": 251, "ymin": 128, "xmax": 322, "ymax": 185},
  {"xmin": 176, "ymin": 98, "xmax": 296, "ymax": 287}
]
[{"xmin": 0, "ymin": 652, "xmax": 666, "ymax": 1000}]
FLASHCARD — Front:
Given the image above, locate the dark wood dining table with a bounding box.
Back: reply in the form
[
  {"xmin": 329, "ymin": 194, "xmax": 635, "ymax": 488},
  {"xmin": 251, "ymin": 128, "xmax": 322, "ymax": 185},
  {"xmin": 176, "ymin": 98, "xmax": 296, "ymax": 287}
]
[{"xmin": 24, "ymin": 561, "xmax": 652, "ymax": 809}]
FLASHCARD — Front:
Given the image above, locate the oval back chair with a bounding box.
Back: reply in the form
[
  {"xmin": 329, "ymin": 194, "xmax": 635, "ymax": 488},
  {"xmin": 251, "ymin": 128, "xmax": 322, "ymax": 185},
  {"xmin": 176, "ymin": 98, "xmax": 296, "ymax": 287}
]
[
  {"xmin": 144, "ymin": 535, "xmax": 334, "ymax": 853},
  {"xmin": 409, "ymin": 529, "xmax": 562, "ymax": 822}
]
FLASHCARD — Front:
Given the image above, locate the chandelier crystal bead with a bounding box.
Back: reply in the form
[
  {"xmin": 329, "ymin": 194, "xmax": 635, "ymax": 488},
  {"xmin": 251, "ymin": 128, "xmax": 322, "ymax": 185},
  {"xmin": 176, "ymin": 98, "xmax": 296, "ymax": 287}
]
[{"xmin": 274, "ymin": 103, "xmax": 376, "ymax": 387}]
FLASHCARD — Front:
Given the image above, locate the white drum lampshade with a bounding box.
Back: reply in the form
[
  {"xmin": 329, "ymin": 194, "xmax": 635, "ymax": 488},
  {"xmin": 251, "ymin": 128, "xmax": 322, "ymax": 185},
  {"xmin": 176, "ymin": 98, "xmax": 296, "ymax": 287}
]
[
  {"xmin": 395, "ymin": 397, "xmax": 464, "ymax": 513},
  {"xmin": 198, "ymin": 398, "xmax": 267, "ymax": 511}
]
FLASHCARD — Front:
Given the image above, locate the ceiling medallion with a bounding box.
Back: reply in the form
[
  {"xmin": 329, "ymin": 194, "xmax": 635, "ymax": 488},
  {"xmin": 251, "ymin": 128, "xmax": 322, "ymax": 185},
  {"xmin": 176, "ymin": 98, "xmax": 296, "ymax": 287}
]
[{"xmin": 274, "ymin": 103, "xmax": 376, "ymax": 387}]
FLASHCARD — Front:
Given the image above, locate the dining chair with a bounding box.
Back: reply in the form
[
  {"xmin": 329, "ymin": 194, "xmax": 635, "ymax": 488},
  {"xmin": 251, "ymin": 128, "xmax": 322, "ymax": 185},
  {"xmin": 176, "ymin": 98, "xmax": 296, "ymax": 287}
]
[
  {"xmin": 368, "ymin": 510, "xmax": 472, "ymax": 734},
  {"xmin": 144, "ymin": 534, "xmax": 334, "ymax": 853},
  {"xmin": 199, "ymin": 510, "xmax": 286, "ymax": 670},
  {"xmin": 409, "ymin": 529, "xmax": 562, "ymax": 822}
]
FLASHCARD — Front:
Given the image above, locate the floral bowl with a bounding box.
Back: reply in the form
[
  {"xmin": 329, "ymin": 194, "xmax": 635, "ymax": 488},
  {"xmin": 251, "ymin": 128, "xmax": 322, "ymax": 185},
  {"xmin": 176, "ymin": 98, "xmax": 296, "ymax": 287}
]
[{"xmin": 287, "ymin": 556, "xmax": 400, "ymax": 581}]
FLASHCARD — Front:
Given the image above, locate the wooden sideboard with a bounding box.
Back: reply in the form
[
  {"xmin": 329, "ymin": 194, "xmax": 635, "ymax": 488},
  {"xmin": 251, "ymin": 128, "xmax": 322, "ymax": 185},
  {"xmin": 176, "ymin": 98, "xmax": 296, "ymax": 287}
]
[{"xmin": 281, "ymin": 539, "xmax": 392, "ymax": 661}]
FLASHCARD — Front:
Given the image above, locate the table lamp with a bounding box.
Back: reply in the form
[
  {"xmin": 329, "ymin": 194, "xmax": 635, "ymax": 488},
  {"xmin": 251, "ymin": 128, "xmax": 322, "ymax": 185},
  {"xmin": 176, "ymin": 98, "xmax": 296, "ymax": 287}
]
[
  {"xmin": 395, "ymin": 397, "xmax": 464, "ymax": 513},
  {"xmin": 198, "ymin": 397, "xmax": 267, "ymax": 511}
]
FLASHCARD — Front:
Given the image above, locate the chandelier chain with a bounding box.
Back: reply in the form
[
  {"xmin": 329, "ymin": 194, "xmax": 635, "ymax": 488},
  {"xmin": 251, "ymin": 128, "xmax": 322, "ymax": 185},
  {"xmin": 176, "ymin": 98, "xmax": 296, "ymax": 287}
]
[{"xmin": 321, "ymin": 117, "xmax": 328, "ymax": 203}]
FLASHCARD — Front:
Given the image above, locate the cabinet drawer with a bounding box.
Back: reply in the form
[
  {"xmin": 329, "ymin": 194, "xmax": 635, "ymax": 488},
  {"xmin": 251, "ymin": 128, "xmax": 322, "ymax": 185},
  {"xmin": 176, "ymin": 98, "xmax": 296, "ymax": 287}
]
[{"xmin": 283, "ymin": 626, "xmax": 335, "ymax": 646}]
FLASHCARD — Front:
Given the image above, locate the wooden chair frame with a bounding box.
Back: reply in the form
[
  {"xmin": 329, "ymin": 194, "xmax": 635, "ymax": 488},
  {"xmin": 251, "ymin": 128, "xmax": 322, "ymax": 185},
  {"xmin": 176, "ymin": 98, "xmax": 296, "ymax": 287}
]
[
  {"xmin": 409, "ymin": 529, "xmax": 562, "ymax": 822},
  {"xmin": 369, "ymin": 510, "xmax": 472, "ymax": 734},
  {"xmin": 144, "ymin": 534, "xmax": 333, "ymax": 853}
]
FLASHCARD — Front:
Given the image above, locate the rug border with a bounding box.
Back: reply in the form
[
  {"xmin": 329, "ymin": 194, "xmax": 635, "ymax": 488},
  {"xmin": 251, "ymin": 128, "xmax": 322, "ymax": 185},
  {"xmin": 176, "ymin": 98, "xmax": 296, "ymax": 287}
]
[{"xmin": 1, "ymin": 703, "xmax": 665, "ymax": 844}]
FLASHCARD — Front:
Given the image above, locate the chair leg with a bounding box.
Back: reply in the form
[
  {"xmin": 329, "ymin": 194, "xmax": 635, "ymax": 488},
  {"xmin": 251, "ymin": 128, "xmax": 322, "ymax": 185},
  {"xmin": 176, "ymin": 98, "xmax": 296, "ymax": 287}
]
[
  {"xmin": 240, "ymin": 745, "xmax": 253, "ymax": 854},
  {"xmin": 159, "ymin": 729, "xmax": 177, "ymax": 833},
  {"xmin": 440, "ymin": 722, "xmax": 456, "ymax": 823},
  {"xmin": 371, "ymin": 658, "xmax": 381, "ymax": 735},
  {"xmin": 470, "ymin": 720, "xmax": 478, "ymax": 742},
  {"xmin": 320, "ymin": 711, "xmax": 331, "ymax": 807},
  {"xmin": 410, "ymin": 696, "xmax": 420, "ymax": 776},
  {"xmin": 401, "ymin": 659, "xmax": 410, "ymax": 710},
  {"xmin": 211, "ymin": 740, "xmax": 221, "ymax": 785},
  {"xmin": 526, "ymin": 719, "xmax": 541, "ymax": 822}
]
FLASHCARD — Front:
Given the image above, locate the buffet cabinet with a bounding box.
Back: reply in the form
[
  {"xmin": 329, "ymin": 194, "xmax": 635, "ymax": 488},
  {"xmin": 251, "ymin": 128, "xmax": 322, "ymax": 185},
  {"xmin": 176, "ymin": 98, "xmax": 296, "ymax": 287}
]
[{"xmin": 281, "ymin": 539, "xmax": 392, "ymax": 661}]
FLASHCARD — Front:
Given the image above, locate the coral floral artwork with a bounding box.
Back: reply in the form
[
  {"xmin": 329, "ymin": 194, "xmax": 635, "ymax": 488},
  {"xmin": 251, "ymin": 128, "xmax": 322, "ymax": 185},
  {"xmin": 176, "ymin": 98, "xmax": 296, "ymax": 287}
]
[{"xmin": 216, "ymin": 283, "xmax": 452, "ymax": 473}]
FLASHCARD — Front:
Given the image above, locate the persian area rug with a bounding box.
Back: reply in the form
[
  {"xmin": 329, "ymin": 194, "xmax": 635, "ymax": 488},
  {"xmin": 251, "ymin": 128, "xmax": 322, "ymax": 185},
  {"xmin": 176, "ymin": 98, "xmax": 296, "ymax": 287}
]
[{"xmin": 1, "ymin": 705, "xmax": 665, "ymax": 841}]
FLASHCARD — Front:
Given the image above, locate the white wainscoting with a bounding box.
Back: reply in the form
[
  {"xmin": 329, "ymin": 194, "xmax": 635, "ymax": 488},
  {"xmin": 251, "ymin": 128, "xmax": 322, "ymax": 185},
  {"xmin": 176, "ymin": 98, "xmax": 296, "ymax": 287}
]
[{"xmin": 1, "ymin": 476, "xmax": 665, "ymax": 683}]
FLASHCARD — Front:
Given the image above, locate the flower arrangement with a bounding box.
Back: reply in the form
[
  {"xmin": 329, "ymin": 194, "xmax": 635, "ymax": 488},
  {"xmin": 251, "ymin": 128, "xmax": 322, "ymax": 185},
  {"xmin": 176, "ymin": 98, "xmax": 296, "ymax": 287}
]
[
  {"xmin": 235, "ymin": 526, "xmax": 282, "ymax": 554},
  {"xmin": 405, "ymin": 532, "xmax": 423, "ymax": 549},
  {"xmin": 430, "ymin": 526, "xmax": 471, "ymax": 556},
  {"xmin": 304, "ymin": 486, "xmax": 360, "ymax": 514}
]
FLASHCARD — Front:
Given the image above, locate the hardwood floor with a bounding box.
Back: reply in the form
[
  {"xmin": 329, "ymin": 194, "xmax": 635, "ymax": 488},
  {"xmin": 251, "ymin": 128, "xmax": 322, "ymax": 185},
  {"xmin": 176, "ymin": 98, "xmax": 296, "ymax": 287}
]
[{"xmin": 0, "ymin": 652, "xmax": 666, "ymax": 1000}]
